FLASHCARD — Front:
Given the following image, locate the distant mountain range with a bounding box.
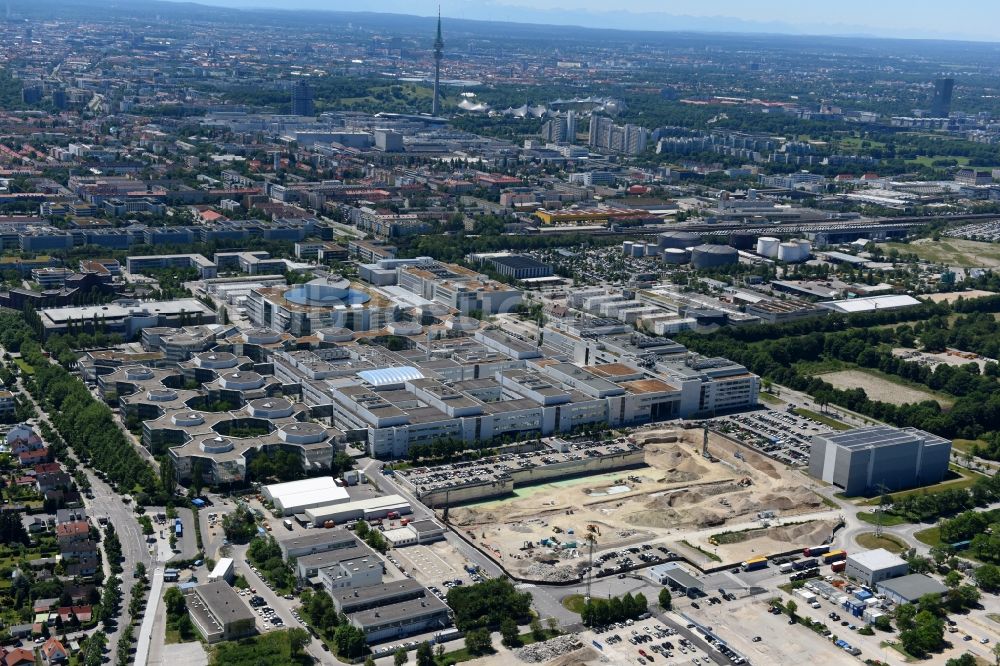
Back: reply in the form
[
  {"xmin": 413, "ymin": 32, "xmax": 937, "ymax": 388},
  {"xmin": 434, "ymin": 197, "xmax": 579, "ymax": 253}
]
[{"xmin": 148, "ymin": 0, "xmax": 995, "ymax": 42}]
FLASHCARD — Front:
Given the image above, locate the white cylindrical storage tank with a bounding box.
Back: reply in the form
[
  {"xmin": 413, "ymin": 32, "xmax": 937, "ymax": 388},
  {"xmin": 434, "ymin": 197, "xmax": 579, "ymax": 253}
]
[
  {"xmin": 622, "ymin": 241, "xmax": 634, "ymax": 256},
  {"xmin": 756, "ymin": 236, "xmax": 780, "ymax": 258},
  {"xmin": 630, "ymin": 243, "xmax": 645, "ymax": 257},
  {"xmin": 662, "ymin": 248, "xmax": 690, "ymax": 264},
  {"xmin": 796, "ymin": 239, "xmax": 812, "ymax": 257},
  {"xmin": 645, "ymin": 243, "xmax": 659, "ymax": 256},
  {"xmin": 777, "ymin": 242, "xmax": 803, "ymax": 262}
]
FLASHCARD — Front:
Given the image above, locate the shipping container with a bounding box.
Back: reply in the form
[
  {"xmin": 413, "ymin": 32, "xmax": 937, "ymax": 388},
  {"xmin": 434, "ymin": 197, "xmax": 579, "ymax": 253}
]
[{"xmin": 831, "ymin": 561, "xmax": 846, "ymax": 573}]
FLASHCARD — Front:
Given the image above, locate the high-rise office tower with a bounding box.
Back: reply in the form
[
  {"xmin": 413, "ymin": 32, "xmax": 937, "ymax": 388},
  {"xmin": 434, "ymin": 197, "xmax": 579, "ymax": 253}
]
[
  {"xmin": 291, "ymin": 79, "xmax": 314, "ymax": 116},
  {"xmin": 565, "ymin": 110, "xmax": 577, "ymax": 143},
  {"xmin": 432, "ymin": 9, "xmax": 444, "ymax": 116},
  {"xmin": 931, "ymin": 78, "xmax": 954, "ymax": 117}
]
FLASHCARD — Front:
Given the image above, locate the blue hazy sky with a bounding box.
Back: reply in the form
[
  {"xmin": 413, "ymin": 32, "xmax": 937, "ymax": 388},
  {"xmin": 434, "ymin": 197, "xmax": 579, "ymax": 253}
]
[{"xmin": 162, "ymin": 0, "xmax": 1000, "ymax": 42}]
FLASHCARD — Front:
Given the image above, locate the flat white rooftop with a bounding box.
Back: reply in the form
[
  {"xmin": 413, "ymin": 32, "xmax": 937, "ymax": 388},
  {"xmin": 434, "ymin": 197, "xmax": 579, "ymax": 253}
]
[{"xmin": 264, "ymin": 477, "xmax": 350, "ymax": 510}]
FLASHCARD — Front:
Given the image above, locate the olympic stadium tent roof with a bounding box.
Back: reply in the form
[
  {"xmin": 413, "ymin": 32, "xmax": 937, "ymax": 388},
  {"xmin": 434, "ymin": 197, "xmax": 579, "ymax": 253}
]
[{"xmin": 358, "ymin": 366, "xmax": 424, "ymax": 387}]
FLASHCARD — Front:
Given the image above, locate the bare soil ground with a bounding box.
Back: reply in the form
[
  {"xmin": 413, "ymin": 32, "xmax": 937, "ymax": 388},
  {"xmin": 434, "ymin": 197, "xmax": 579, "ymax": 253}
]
[
  {"xmin": 710, "ymin": 519, "xmax": 837, "ymax": 562},
  {"xmin": 818, "ymin": 369, "xmax": 950, "ymax": 407},
  {"xmin": 924, "ymin": 290, "xmax": 998, "ymax": 303},
  {"xmin": 444, "ymin": 428, "xmax": 826, "ymax": 578}
]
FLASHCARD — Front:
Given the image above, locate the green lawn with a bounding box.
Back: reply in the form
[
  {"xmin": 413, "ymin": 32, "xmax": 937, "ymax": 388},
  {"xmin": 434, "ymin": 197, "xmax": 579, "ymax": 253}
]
[
  {"xmin": 857, "ymin": 511, "xmax": 910, "ymax": 526},
  {"xmin": 860, "ymin": 466, "xmax": 987, "ymax": 505},
  {"xmin": 880, "ymin": 641, "xmax": 918, "ymax": 663},
  {"xmin": 758, "ymin": 392, "xmax": 782, "ymax": 406},
  {"xmin": 952, "ymin": 439, "xmax": 988, "ymax": 456},
  {"xmin": 14, "ymin": 358, "xmax": 33, "ymax": 375},
  {"xmin": 856, "ymin": 532, "xmax": 908, "ymax": 554},
  {"xmin": 905, "ymin": 155, "xmax": 970, "ymax": 167},
  {"xmin": 914, "ymin": 526, "xmax": 943, "ymax": 548},
  {"xmin": 793, "ymin": 408, "xmax": 852, "ymax": 431},
  {"xmin": 561, "ymin": 594, "xmax": 586, "ymax": 614},
  {"xmin": 435, "ymin": 646, "xmax": 493, "ymax": 666}
]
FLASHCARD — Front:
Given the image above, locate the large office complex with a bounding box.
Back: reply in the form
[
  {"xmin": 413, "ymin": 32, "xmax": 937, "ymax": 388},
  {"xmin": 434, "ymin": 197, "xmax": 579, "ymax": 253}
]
[
  {"xmin": 808, "ymin": 426, "xmax": 951, "ymax": 496},
  {"xmin": 588, "ymin": 116, "xmax": 650, "ymax": 155}
]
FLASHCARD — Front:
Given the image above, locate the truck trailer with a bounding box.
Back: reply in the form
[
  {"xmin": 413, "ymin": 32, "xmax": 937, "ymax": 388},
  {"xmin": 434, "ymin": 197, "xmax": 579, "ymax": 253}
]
[
  {"xmin": 803, "ymin": 545, "xmax": 831, "ymax": 557},
  {"xmin": 742, "ymin": 556, "xmax": 768, "ymax": 571},
  {"xmin": 823, "ymin": 550, "xmax": 847, "ymax": 564}
]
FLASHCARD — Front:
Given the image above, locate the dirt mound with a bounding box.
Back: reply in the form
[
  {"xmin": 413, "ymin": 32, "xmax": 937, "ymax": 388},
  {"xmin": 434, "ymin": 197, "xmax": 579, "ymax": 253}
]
[
  {"xmin": 446, "ymin": 507, "xmax": 485, "ymax": 526},
  {"xmin": 735, "ymin": 486, "xmax": 821, "ymax": 513},
  {"xmin": 645, "ymin": 443, "xmax": 711, "ymax": 483},
  {"xmin": 769, "ymin": 520, "xmax": 831, "ymax": 542},
  {"xmin": 545, "ymin": 647, "xmax": 599, "ymax": 666}
]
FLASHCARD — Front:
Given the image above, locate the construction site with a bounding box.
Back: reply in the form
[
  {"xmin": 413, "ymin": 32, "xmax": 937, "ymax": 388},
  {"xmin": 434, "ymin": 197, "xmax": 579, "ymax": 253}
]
[{"xmin": 445, "ymin": 427, "xmax": 834, "ymax": 581}]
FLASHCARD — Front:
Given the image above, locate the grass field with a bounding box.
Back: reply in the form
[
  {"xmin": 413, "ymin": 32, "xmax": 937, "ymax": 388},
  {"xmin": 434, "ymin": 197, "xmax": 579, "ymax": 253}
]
[
  {"xmin": 818, "ymin": 368, "xmax": 953, "ymax": 408},
  {"xmin": 856, "ymin": 532, "xmax": 909, "ymax": 554},
  {"xmin": 904, "ymin": 155, "xmax": 971, "ymax": 167},
  {"xmin": 758, "ymin": 392, "xmax": 782, "ymax": 406},
  {"xmin": 914, "ymin": 526, "xmax": 943, "ymax": 548},
  {"xmin": 953, "ymin": 439, "xmax": 988, "ymax": 456},
  {"xmin": 562, "ymin": 594, "xmax": 587, "ymax": 614},
  {"xmin": 857, "ymin": 511, "xmax": 910, "ymax": 526},
  {"xmin": 860, "ymin": 466, "xmax": 987, "ymax": 506},
  {"xmin": 793, "ymin": 408, "xmax": 852, "ymax": 431},
  {"xmin": 13, "ymin": 358, "xmax": 33, "ymax": 375},
  {"xmin": 880, "ymin": 238, "xmax": 1000, "ymax": 268}
]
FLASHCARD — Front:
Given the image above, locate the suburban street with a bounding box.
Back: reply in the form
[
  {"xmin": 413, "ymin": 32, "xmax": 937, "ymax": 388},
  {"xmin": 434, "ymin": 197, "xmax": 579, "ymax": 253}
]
[{"xmin": 10, "ymin": 351, "xmax": 159, "ymax": 665}]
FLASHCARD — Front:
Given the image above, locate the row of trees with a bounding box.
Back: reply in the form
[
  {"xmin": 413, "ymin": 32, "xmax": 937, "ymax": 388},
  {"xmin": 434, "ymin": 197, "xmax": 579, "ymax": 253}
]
[
  {"xmin": 580, "ymin": 592, "xmax": 649, "ymax": 628},
  {"xmin": 246, "ymin": 535, "xmax": 296, "ymax": 593},
  {"xmin": 0, "ymin": 307, "xmax": 162, "ymax": 498}
]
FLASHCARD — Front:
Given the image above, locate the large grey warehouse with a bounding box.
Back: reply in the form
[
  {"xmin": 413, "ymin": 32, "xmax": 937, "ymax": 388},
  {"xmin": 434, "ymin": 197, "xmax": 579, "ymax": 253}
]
[
  {"xmin": 808, "ymin": 426, "xmax": 951, "ymax": 496},
  {"xmin": 845, "ymin": 548, "xmax": 909, "ymax": 586}
]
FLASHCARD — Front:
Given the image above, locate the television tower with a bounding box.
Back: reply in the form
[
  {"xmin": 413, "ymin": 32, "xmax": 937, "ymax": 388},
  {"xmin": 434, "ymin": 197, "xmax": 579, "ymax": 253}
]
[{"xmin": 432, "ymin": 8, "xmax": 443, "ymax": 116}]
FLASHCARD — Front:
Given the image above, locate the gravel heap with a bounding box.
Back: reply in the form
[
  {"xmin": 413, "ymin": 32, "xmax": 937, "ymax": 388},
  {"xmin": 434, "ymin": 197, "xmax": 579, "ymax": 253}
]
[
  {"xmin": 513, "ymin": 635, "xmax": 584, "ymax": 663},
  {"xmin": 525, "ymin": 562, "xmax": 579, "ymax": 582}
]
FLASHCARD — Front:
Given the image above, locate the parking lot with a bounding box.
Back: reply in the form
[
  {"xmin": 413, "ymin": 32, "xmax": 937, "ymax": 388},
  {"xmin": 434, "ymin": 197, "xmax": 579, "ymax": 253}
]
[
  {"xmin": 684, "ymin": 593, "xmax": 854, "ymax": 665},
  {"xmin": 586, "ymin": 618, "xmax": 722, "ymax": 665},
  {"xmin": 711, "ymin": 408, "xmax": 827, "ymax": 466},
  {"xmin": 592, "ymin": 544, "xmax": 679, "ymax": 578}
]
